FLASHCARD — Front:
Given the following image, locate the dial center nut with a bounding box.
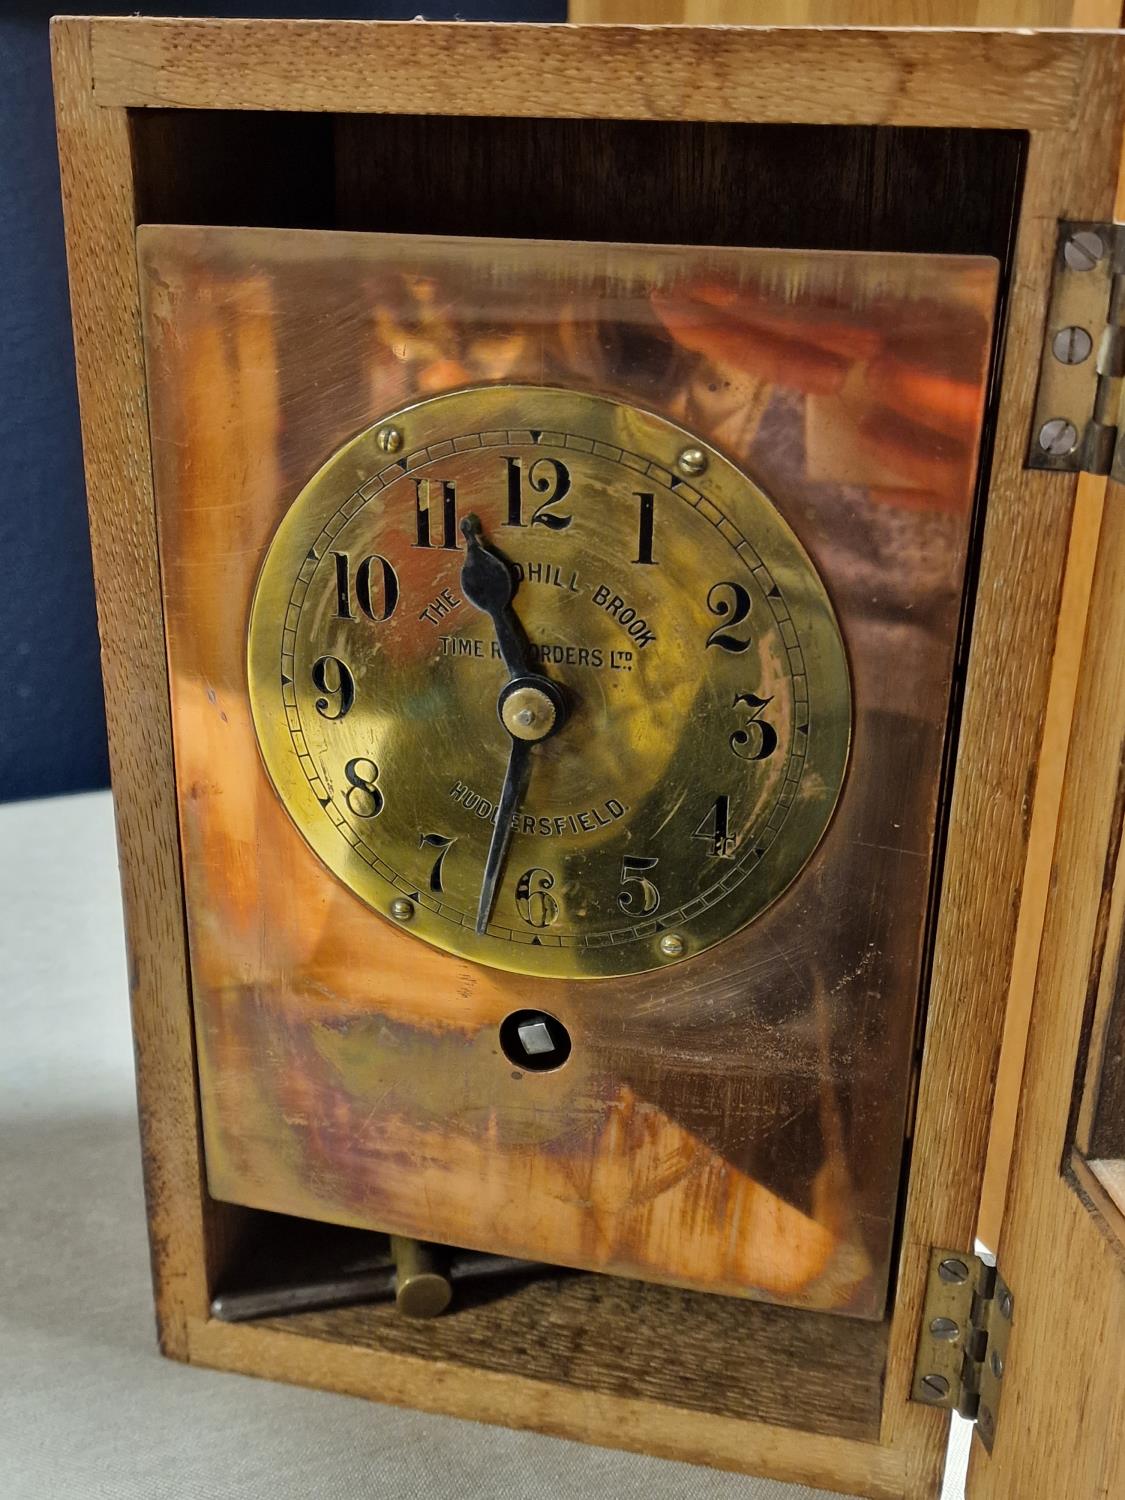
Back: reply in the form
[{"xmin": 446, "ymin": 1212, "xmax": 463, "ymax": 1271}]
[{"xmin": 500, "ymin": 683, "xmax": 558, "ymax": 742}]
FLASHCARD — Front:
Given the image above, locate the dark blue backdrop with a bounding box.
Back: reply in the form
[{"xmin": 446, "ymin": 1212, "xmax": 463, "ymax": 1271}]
[{"xmin": 0, "ymin": 2, "xmax": 564, "ymax": 803}]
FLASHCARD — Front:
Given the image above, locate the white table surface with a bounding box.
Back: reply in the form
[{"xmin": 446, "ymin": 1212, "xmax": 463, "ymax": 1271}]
[{"xmin": 0, "ymin": 789, "xmax": 970, "ymax": 1499}]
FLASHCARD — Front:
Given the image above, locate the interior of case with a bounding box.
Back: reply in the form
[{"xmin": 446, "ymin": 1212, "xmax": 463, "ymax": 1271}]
[{"xmin": 129, "ymin": 108, "xmax": 1027, "ymax": 1444}]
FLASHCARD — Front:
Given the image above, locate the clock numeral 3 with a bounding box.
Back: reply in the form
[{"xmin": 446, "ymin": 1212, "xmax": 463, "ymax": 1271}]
[
  {"xmin": 693, "ymin": 795, "xmax": 737, "ymax": 859},
  {"xmin": 419, "ymin": 831, "xmax": 456, "ymax": 893},
  {"xmin": 706, "ymin": 581, "xmax": 753, "ymax": 652},
  {"xmin": 413, "ymin": 478, "xmax": 459, "ymax": 549},
  {"xmin": 730, "ymin": 692, "xmax": 778, "ymax": 761},
  {"xmin": 504, "ymin": 456, "xmax": 572, "ymax": 531},
  {"xmin": 618, "ymin": 855, "xmax": 660, "ymax": 916},
  {"xmin": 311, "ymin": 655, "xmax": 355, "ymax": 720},
  {"xmin": 330, "ymin": 551, "xmax": 399, "ymax": 622},
  {"xmin": 516, "ymin": 868, "xmax": 559, "ymax": 928},
  {"xmin": 343, "ymin": 758, "xmax": 383, "ymax": 818}
]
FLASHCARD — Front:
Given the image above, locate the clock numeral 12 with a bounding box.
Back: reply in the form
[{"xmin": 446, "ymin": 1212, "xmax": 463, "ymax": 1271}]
[
  {"xmin": 330, "ymin": 551, "xmax": 399, "ymax": 622},
  {"xmin": 504, "ymin": 457, "xmax": 572, "ymax": 530},
  {"xmin": 413, "ymin": 478, "xmax": 459, "ymax": 549}
]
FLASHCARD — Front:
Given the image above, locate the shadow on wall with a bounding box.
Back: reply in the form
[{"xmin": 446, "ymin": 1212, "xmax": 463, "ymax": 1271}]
[{"xmin": 0, "ymin": 0, "xmax": 564, "ymax": 804}]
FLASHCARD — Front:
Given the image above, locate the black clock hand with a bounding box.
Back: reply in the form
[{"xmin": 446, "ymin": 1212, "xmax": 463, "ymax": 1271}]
[
  {"xmin": 474, "ymin": 734, "xmax": 531, "ymax": 935},
  {"xmin": 459, "ymin": 514, "xmax": 535, "ymax": 678},
  {"xmin": 458, "ymin": 515, "xmax": 568, "ymax": 934}
]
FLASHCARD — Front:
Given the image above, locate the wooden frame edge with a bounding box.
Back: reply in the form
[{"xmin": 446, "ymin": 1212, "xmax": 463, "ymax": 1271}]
[
  {"xmin": 82, "ymin": 15, "xmax": 1082, "ymax": 127},
  {"xmin": 185, "ymin": 1314, "xmax": 906, "ymax": 1498},
  {"xmin": 52, "ymin": 15, "xmax": 212, "ymax": 1356}
]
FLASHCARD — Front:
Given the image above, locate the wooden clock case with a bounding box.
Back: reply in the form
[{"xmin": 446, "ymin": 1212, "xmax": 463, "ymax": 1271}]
[{"xmin": 53, "ymin": 16, "xmax": 1125, "ymax": 1499}]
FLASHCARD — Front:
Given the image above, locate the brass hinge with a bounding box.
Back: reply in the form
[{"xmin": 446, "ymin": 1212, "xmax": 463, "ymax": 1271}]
[
  {"xmin": 1027, "ymin": 221, "xmax": 1125, "ymax": 479},
  {"xmin": 910, "ymin": 1247, "xmax": 1014, "ymax": 1454}
]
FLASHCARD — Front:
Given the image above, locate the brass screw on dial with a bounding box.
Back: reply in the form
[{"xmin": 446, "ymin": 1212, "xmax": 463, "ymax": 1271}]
[
  {"xmin": 677, "ymin": 446, "xmax": 707, "ymax": 477},
  {"xmin": 500, "ymin": 684, "xmax": 558, "ymax": 742}
]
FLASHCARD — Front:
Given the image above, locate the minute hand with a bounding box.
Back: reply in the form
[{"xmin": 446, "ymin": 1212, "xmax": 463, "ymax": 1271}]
[
  {"xmin": 474, "ymin": 736, "xmax": 532, "ymax": 935},
  {"xmin": 458, "ymin": 516, "xmax": 568, "ymax": 935}
]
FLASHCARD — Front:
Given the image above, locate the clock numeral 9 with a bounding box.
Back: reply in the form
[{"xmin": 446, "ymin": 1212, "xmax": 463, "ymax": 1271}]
[
  {"xmin": 730, "ymin": 692, "xmax": 778, "ymax": 761},
  {"xmin": 693, "ymin": 795, "xmax": 737, "ymax": 859},
  {"xmin": 504, "ymin": 457, "xmax": 572, "ymax": 531},
  {"xmin": 343, "ymin": 758, "xmax": 383, "ymax": 818},
  {"xmin": 618, "ymin": 855, "xmax": 660, "ymax": 916},
  {"xmin": 516, "ymin": 868, "xmax": 559, "ymax": 928},
  {"xmin": 331, "ymin": 551, "xmax": 399, "ymax": 622},
  {"xmin": 706, "ymin": 581, "xmax": 753, "ymax": 652},
  {"xmin": 419, "ymin": 831, "xmax": 456, "ymax": 894},
  {"xmin": 311, "ymin": 654, "xmax": 355, "ymax": 720}
]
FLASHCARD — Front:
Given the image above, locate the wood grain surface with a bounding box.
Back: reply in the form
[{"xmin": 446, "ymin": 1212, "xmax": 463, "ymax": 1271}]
[
  {"xmin": 968, "ymin": 494, "xmax": 1125, "ymax": 1499},
  {"xmin": 51, "ymin": 15, "xmax": 1125, "ymax": 1497},
  {"xmin": 569, "ymin": 1, "xmax": 1121, "ymax": 27},
  {"xmin": 87, "ymin": 17, "xmax": 1082, "ymax": 128}
]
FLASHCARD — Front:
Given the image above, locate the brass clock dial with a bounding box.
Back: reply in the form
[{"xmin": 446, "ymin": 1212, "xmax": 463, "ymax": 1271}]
[{"xmin": 248, "ymin": 385, "xmax": 851, "ymax": 979}]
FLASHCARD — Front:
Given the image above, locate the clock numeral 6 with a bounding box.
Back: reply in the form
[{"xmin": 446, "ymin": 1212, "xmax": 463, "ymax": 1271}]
[
  {"xmin": 516, "ymin": 867, "xmax": 559, "ymax": 928},
  {"xmin": 618, "ymin": 855, "xmax": 660, "ymax": 916},
  {"xmin": 706, "ymin": 581, "xmax": 753, "ymax": 652},
  {"xmin": 330, "ymin": 551, "xmax": 399, "ymax": 623},
  {"xmin": 311, "ymin": 654, "xmax": 355, "ymax": 720},
  {"xmin": 730, "ymin": 692, "xmax": 778, "ymax": 761},
  {"xmin": 343, "ymin": 758, "xmax": 383, "ymax": 818},
  {"xmin": 504, "ymin": 456, "xmax": 572, "ymax": 531}
]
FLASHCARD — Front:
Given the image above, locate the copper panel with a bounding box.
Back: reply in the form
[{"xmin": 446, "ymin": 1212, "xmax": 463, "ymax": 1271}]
[{"xmin": 139, "ymin": 226, "xmax": 997, "ymax": 1317}]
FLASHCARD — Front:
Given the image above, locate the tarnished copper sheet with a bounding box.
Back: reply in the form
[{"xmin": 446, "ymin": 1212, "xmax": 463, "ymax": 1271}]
[{"xmin": 139, "ymin": 226, "xmax": 997, "ymax": 1317}]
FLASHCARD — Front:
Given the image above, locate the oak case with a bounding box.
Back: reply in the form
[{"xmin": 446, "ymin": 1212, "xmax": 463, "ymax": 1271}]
[{"xmin": 53, "ymin": 16, "xmax": 1125, "ymax": 1500}]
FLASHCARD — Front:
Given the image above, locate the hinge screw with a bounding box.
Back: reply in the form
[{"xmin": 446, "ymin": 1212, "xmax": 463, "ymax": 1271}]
[
  {"xmin": 990, "ymin": 1350, "xmax": 1005, "ymax": 1379},
  {"xmin": 920, "ymin": 1373, "xmax": 950, "ymax": 1402},
  {"xmin": 1052, "ymin": 325, "xmax": 1094, "ymax": 365},
  {"xmin": 929, "ymin": 1316, "xmax": 960, "ymax": 1341},
  {"xmin": 1038, "ymin": 418, "xmax": 1079, "ymax": 457},
  {"xmin": 938, "ymin": 1257, "xmax": 969, "ymax": 1284},
  {"xmin": 998, "ymin": 1289, "xmax": 1013, "ymax": 1320},
  {"xmin": 1064, "ymin": 229, "xmax": 1106, "ymax": 272}
]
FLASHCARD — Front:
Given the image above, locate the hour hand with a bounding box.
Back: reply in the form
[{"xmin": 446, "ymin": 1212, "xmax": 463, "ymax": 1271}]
[{"xmin": 459, "ymin": 515, "xmax": 533, "ymax": 679}]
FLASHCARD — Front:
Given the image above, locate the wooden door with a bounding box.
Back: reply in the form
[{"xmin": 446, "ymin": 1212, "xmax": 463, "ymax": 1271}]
[{"xmin": 968, "ymin": 481, "xmax": 1125, "ymax": 1498}]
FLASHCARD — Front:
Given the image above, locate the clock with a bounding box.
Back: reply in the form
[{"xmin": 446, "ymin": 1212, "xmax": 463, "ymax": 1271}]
[
  {"xmin": 61, "ymin": 19, "xmax": 1125, "ymax": 1497},
  {"xmin": 247, "ymin": 384, "xmax": 850, "ymax": 981}
]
